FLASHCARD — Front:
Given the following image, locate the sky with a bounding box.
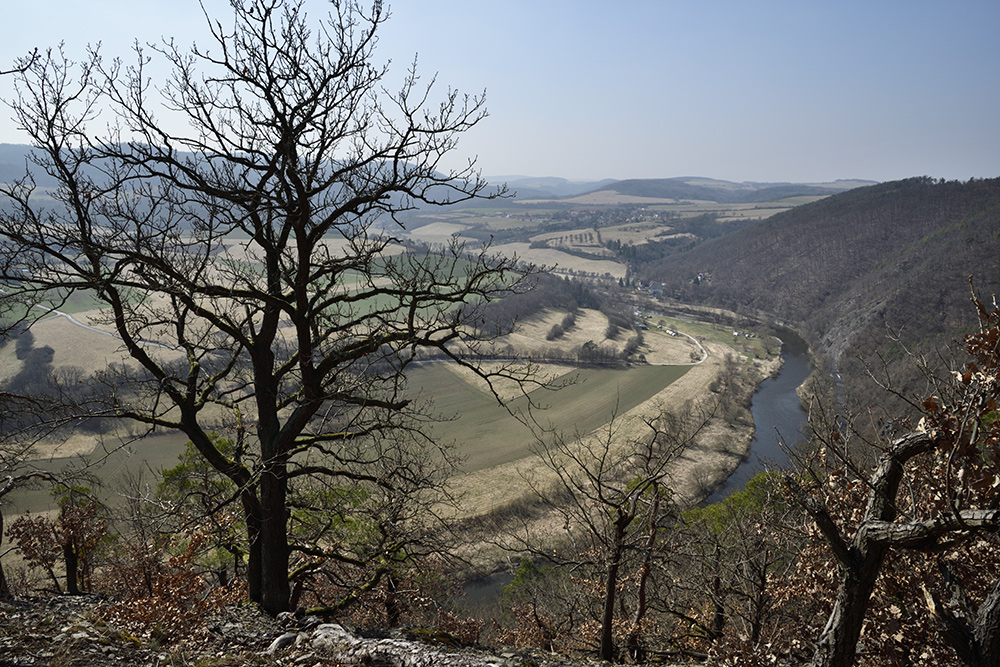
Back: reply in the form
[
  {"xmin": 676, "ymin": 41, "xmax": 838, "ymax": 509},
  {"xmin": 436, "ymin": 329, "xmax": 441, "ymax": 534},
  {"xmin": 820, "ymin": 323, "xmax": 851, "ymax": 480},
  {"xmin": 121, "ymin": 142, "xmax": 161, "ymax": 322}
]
[{"xmin": 2, "ymin": 0, "xmax": 998, "ymax": 184}]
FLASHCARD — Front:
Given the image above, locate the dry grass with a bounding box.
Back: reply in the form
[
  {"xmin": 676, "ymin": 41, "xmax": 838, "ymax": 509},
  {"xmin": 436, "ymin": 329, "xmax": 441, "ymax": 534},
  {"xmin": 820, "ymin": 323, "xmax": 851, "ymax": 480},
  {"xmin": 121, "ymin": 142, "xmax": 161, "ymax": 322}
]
[
  {"xmin": 451, "ymin": 342, "xmax": 768, "ymax": 571},
  {"xmin": 0, "ymin": 315, "xmax": 132, "ymax": 380},
  {"xmin": 396, "ymin": 221, "xmax": 471, "ymax": 245},
  {"xmin": 639, "ymin": 329, "xmax": 704, "ymax": 365},
  {"xmin": 599, "ymin": 221, "xmax": 670, "ymax": 246},
  {"xmin": 437, "ymin": 361, "xmax": 577, "ymax": 403},
  {"xmin": 449, "ymin": 340, "xmax": 734, "ymax": 517},
  {"xmin": 502, "ymin": 308, "xmax": 615, "ymax": 355}
]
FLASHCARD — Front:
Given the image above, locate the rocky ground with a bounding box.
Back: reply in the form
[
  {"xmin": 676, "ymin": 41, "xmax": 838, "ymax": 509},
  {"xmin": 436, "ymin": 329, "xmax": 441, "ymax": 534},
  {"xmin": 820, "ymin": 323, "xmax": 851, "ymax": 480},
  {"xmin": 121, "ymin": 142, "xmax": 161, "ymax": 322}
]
[{"xmin": 0, "ymin": 594, "xmax": 625, "ymax": 667}]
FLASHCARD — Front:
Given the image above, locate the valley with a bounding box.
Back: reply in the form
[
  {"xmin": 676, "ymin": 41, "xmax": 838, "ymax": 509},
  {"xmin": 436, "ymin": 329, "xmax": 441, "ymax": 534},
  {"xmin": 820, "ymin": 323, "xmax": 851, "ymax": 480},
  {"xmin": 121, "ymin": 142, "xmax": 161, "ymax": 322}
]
[
  {"xmin": 3, "ymin": 160, "xmax": 997, "ymax": 665},
  {"xmin": 0, "ymin": 0, "xmax": 996, "ymax": 659},
  {"xmin": 0, "ymin": 173, "xmax": 860, "ymax": 528},
  {"xmin": 2, "ymin": 290, "xmax": 778, "ymax": 521},
  {"xmin": 395, "ymin": 176, "xmax": 864, "ymax": 283}
]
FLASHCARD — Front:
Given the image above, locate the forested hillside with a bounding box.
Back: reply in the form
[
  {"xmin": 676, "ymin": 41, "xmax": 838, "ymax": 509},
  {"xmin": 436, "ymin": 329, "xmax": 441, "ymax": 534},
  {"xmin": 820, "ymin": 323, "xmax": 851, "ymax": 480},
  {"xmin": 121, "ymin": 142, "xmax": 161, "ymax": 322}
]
[{"xmin": 640, "ymin": 176, "xmax": 1000, "ymax": 414}]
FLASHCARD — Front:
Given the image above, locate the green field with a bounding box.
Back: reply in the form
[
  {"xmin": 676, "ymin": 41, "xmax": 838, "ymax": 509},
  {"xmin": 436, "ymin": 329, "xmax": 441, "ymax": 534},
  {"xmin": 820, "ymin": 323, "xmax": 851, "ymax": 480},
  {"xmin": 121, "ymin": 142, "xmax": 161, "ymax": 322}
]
[
  {"xmin": 6, "ymin": 430, "xmax": 193, "ymax": 515},
  {"xmin": 5, "ymin": 361, "xmax": 689, "ymax": 514},
  {"xmin": 410, "ymin": 362, "xmax": 689, "ymax": 472},
  {"xmin": 2, "ymin": 288, "xmax": 106, "ymax": 321}
]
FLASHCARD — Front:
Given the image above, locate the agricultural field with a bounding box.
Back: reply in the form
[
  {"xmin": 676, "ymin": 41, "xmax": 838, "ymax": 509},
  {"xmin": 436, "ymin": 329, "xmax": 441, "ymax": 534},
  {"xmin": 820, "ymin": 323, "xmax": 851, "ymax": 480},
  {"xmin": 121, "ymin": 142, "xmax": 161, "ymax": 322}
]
[
  {"xmin": 410, "ymin": 361, "xmax": 689, "ymax": 473},
  {"xmin": 492, "ymin": 241, "xmax": 627, "ymax": 279},
  {"xmin": 598, "ymin": 221, "xmax": 677, "ymax": 246},
  {"xmin": 2, "ymin": 300, "xmax": 748, "ymax": 518},
  {"xmin": 1, "ymin": 430, "xmax": 192, "ymax": 516},
  {"xmin": 0, "ymin": 190, "xmax": 784, "ymax": 523},
  {"xmin": 393, "ymin": 188, "xmax": 832, "ymax": 281},
  {"xmin": 643, "ymin": 198, "xmax": 821, "ymax": 221}
]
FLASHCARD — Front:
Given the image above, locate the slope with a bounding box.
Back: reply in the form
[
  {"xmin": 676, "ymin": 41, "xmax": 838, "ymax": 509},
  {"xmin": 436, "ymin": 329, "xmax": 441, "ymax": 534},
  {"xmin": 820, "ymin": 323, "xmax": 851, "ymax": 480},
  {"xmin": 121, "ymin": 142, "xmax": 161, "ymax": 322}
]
[{"xmin": 640, "ymin": 176, "xmax": 1000, "ymax": 412}]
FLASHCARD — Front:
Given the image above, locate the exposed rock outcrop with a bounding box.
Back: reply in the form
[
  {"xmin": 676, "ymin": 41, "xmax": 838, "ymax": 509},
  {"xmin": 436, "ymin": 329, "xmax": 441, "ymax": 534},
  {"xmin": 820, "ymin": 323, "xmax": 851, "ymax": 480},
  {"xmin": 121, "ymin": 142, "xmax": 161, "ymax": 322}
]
[{"xmin": 0, "ymin": 595, "xmax": 622, "ymax": 667}]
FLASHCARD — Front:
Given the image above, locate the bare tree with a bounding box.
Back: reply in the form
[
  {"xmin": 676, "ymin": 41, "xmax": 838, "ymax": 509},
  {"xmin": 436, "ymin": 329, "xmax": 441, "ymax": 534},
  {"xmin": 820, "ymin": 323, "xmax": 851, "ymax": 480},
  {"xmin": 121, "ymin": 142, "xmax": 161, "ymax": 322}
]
[
  {"xmin": 677, "ymin": 470, "xmax": 803, "ymax": 655},
  {"xmin": 0, "ymin": 0, "xmax": 536, "ymax": 615},
  {"xmin": 0, "ymin": 468, "xmax": 54, "ymax": 597},
  {"xmin": 0, "ymin": 389, "xmax": 64, "ymax": 598},
  {"xmin": 786, "ymin": 291, "xmax": 1000, "ymax": 667},
  {"xmin": 506, "ymin": 399, "xmax": 717, "ymax": 662}
]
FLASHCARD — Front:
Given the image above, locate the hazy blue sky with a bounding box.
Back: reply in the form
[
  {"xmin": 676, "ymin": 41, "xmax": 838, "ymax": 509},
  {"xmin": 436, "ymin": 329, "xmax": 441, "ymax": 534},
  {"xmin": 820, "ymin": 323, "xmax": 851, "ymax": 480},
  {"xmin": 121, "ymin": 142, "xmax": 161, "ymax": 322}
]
[{"xmin": 2, "ymin": 1, "xmax": 998, "ymax": 183}]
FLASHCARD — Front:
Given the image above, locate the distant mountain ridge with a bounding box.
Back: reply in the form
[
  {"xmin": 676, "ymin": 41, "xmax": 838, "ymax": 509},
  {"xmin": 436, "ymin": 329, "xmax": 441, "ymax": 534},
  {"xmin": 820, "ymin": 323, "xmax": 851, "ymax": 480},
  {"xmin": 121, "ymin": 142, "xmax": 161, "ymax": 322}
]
[
  {"xmin": 0, "ymin": 144, "xmax": 52, "ymax": 186},
  {"xmin": 2, "ymin": 143, "xmax": 870, "ymax": 205},
  {"xmin": 488, "ymin": 175, "xmax": 618, "ymax": 199},
  {"xmin": 491, "ymin": 173, "xmax": 874, "ymax": 203},
  {"xmin": 589, "ymin": 177, "xmax": 873, "ymax": 203}
]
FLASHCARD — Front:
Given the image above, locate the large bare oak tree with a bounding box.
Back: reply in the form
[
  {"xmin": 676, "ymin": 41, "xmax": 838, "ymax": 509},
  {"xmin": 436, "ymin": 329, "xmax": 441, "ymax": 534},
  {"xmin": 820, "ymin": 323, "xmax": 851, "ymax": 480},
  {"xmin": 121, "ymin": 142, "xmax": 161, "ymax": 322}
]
[{"xmin": 0, "ymin": 0, "xmax": 535, "ymax": 615}]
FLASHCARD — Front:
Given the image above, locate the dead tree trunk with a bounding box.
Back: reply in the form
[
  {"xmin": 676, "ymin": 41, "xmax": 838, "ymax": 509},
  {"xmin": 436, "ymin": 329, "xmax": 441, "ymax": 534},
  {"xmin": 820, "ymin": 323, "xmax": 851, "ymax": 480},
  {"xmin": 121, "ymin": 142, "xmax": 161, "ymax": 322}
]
[{"xmin": 0, "ymin": 509, "xmax": 9, "ymax": 598}]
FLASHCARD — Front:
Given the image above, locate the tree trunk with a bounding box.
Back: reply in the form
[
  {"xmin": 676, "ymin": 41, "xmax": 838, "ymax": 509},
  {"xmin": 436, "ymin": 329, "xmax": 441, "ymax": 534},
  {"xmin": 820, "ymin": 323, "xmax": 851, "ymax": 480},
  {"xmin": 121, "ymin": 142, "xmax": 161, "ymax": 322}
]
[
  {"xmin": 749, "ymin": 560, "xmax": 769, "ymax": 647},
  {"xmin": 601, "ymin": 555, "xmax": 621, "ymax": 662},
  {"xmin": 64, "ymin": 542, "xmax": 80, "ymax": 596},
  {"xmin": 711, "ymin": 574, "xmax": 726, "ymax": 640},
  {"xmin": 600, "ymin": 522, "xmax": 627, "ymax": 662},
  {"xmin": 974, "ymin": 579, "xmax": 1000, "ymax": 667},
  {"xmin": 811, "ymin": 547, "xmax": 887, "ymax": 667},
  {"xmin": 241, "ymin": 488, "xmax": 263, "ymax": 605},
  {"xmin": 626, "ymin": 493, "xmax": 659, "ymax": 662},
  {"xmin": 0, "ymin": 510, "xmax": 9, "ymax": 598},
  {"xmin": 801, "ymin": 433, "xmax": 935, "ymax": 667},
  {"xmin": 710, "ymin": 544, "xmax": 726, "ymax": 641},
  {"xmin": 385, "ymin": 573, "xmax": 402, "ymax": 627},
  {"xmin": 931, "ymin": 577, "xmax": 1000, "ymax": 667},
  {"xmin": 259, "ymin": 465, "xmax": 290, "ymax": 615}
]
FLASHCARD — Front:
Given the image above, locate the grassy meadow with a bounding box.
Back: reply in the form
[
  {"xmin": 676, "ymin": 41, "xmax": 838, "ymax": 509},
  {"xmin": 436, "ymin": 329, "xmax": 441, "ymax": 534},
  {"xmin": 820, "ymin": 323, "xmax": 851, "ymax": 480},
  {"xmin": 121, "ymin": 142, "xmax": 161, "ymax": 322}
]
[
  {"xmin": 4, "ymin": 360, "xmax": 690, "ymax": 516},
  {"xmin": 4, "ymin": 430, "xmax": 193, "ymax": 515},
  {"xmin": 410, "ymin": 362, "xmax": 689, "ymax": 473}
]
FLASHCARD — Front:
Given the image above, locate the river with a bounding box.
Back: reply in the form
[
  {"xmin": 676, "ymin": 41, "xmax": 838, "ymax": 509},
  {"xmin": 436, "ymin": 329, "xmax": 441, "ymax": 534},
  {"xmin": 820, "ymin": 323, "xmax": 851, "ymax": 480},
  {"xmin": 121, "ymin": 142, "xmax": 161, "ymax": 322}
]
[
  {"xmin": 464, "ymin": 329, "xmax": 813, "ymax": 603},
  {"xmin": 706, "ymin": 328, "xmax": 811, "ymax": 503}
]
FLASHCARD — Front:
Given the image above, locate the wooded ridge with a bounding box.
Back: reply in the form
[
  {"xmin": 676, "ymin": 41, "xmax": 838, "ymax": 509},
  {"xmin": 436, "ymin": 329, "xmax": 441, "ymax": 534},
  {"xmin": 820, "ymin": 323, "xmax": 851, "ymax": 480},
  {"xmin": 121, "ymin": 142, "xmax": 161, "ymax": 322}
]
[{"xmin": 639, "ymin": 176, "xmax": 1000, "ymax": 413}]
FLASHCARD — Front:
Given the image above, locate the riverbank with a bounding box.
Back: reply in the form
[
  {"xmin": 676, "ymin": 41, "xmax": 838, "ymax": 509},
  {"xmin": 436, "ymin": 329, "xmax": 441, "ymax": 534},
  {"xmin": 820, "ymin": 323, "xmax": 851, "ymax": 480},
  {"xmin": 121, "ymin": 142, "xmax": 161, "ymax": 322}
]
[
  {"xmin": 664, "ymin": 343, "xmax": 783, "ymax": 505},
  {"xmin": 450, "ymin": 337, "xmax": 781, "ymax": 579},
  {"xmin": 704, "ymin": 329, "xmax": 811, "ymax": 501}
]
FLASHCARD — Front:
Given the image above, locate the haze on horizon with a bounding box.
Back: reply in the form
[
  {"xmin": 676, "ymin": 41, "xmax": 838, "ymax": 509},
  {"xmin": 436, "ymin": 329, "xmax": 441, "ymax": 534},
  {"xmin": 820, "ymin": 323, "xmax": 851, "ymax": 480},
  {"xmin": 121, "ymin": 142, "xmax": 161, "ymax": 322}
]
[{"xmin": 1, "ymin": 0, "xmax": 998, "ymax": 185}]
